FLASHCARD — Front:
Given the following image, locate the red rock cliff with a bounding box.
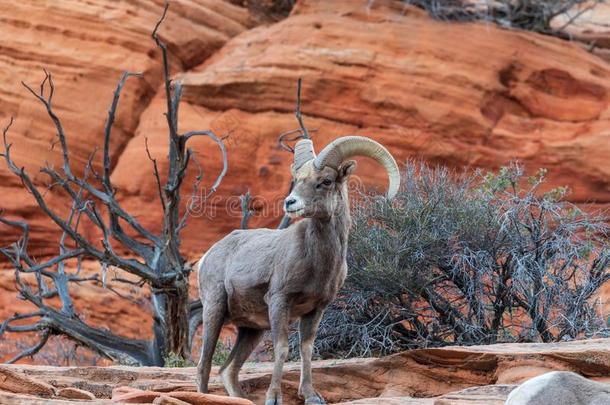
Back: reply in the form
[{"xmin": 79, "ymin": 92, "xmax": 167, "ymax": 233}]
[
  {"xmin": 0, "ymin": 0, "xmax": 253, "ymax": 255},
  {"xmin": 112, "ymin": 0, "xmax": 610, "ymax": 255},
  {"xmin": 2, "ymin": 0, "xmax": 609, "ymax": 257}
]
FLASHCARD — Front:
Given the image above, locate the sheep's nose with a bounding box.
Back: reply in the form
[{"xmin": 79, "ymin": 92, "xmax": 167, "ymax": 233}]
[{"xmin": 284, "ymin": 197, "xmax": 297, "ymax": 208}]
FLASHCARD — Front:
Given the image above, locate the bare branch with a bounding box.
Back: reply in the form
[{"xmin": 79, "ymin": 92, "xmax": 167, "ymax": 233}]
[
  {"xmin": 103, "ymin": 71, "xmax": 142, "ymax": 193},
  {"xmin": 0, "ymin": 312, "xmax": 43, "ymax": 336},
  {"xmin": 180, "ymin": 130, "xmax": 228, "ymax": 197},
  {"xmin": 21, "ymin": 70, "xmax": 160, "ymax": 250},
  {"xmin": 145, "ymin": 136, "xmax": 166, "ymax": 211},
  {"xmin": 295, "ymin": 77, "xmax": 310, "ymax": 140},
  {"xmin": 277, "ymin": 128, "xmax": 319, "ymax": 153},
  {"xmin": 7, "ymin": 330, "xmax": 51, "ymax": 364},
  {"xmin": 0, "ymin": 117, "xmax": 14, "ymax": 158},
  {"xmin": 240, "ymin": 190, "xmax": 253, "ymax": 230},
  {"xmin": 111, "ymin": 276, "xmax": 146, "ymax": 287},
  {"xmin": 152, "ymin": 2, "xmax": 176, "ymax": 140},
  {"xmin": 21, "ymin": 70, "xmax": 73, "ymax": 178},
  {"xmin": 177, "ymin": 149, "xmax": 203, "ymax": 232}
]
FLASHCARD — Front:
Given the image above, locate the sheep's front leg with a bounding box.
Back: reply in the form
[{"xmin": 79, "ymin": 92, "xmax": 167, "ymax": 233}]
[
  {"xmin": 266, "ymin": 296, "xmax": 290, "ymax": 405},
  {"xmin": 298, "ymin": 308, "xmax": 325, "ymax": 404}
]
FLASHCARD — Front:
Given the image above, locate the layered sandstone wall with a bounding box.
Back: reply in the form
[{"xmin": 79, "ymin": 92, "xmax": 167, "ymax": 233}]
[
  {"xmin": 1, "ymin": 0, "xmax": 609, "ymax": 257},
  {"xmin": 0, "ymin": 0, "xmax": 254, "ymax": 255},
  {"xmin": 112, "ymin": 0, "xmax": 610, "ymax": 254}
]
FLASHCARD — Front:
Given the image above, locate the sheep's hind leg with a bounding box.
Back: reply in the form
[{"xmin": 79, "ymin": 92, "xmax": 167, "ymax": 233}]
[
  {"xmin": 298, "ymin": 308, "xmax": 326, "ymax": 404},
  {"xmin": 220, "ymin": 327, "xmax": 264, "ymax": 397},
  {"xmin": 265, "ymin": 296, "xmax": 290, "ymax": 405},
  {"xmin": 196, "ymin": 288, "xmax": 227, "ymax": 393}
]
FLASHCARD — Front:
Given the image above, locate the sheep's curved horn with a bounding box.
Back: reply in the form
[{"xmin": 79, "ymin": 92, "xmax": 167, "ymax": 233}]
[
  {"xmin": 313, "ymin": 136, "xmax": 400, "ymax": 199},
  {"xmin": 293, "ymin": 139, "xmax": 315, "ymax": 171}
]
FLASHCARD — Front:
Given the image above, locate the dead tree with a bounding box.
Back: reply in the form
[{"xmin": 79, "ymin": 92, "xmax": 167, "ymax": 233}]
[{"xmin": 0, "ymin": 4, "xmax": 227, "ymax": 366}]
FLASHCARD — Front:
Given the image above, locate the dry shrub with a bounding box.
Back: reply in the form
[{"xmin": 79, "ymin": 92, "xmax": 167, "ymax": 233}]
[
  {"xmin": 301, "ymin": 162, "xmax": 609, "ymax": 358},
  {"xmin": 403, "ymin": 0, "xmax": 604, "ymax": 36}
]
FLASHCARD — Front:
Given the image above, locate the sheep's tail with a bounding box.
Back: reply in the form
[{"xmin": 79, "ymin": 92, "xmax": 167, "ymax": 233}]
[{"xmin": 194, "ymin": 251, "xmax": 210, "ymax": 300}]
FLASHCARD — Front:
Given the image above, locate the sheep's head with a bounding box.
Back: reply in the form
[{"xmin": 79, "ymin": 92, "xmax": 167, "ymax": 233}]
[{"xmin": 283, "ymin": 136, "xmax": 400, "ymax": 219}]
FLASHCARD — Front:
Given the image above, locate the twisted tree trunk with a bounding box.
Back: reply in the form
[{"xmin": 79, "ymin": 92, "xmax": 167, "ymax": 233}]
[{"xmin": 152, "ymin": 277, "xmax": 191, "ymax": 361}]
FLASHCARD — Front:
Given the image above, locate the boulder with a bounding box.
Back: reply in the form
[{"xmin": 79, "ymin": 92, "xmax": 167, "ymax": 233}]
[
  {"xmin": 56, "ymin": 387, "xmax": 96, "ymax": 400},
  {"xmin": 111, "ymin": 388, "xmax": 161, "ymax": 403},
  {"xmin": 111, "ymin": 387, "xmax": 254, "ymax": 404},
  {"xmin": 166, "ymin": 391, "xmax": 254, "ymax": 405},
  {"xmin": 0, "ymin": 366, "xmax": 55, "ymax": 397},
  {"xmin": 0, "ymin": 390, "xmax": 106, "ymax": 405},
  {"xmin": 154, "ymin": 396, "xmax": 192, "ymax": 405}
]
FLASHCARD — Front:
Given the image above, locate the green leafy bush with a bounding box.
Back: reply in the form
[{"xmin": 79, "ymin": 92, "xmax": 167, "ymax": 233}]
[
  {"xmin": 164, "ymin": 352, "xmax": 195, "ymax": 368},
  {"xmin": 164, "ymin": 341, "xmax": 230, "ymax": 367},
  {"xmin": 212, "ymin": 341, "xmax": 232, "ymax": 366}
]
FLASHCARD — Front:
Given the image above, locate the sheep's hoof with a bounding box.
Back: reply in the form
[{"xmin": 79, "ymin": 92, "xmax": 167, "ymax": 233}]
[{"xmin": 305, "ymin": 395, "xmax": 326, "ymax": 404}]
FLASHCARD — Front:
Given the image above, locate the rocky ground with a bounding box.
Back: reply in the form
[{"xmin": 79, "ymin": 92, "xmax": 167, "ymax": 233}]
[{"xmin": 1, "ymin": 338, "xmax": 610, "ymax": 404}]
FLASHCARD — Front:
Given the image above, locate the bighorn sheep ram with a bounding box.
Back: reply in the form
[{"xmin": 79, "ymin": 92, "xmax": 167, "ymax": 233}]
[
  {"xmin": 505, "ymin": 371, "xmax": 610, "ymax": 405},
  {"xmin": 196, "ymin": 136, "xmax": 400, "ymax": 404}
]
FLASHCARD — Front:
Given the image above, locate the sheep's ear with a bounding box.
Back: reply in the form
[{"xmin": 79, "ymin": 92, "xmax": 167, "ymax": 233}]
[{"xmin": 337, "ymin": 160, "xmax": 357, "ymax": 182}]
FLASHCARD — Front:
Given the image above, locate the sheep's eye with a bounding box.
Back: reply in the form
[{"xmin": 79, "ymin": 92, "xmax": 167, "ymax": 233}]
[{"xmin": 321, "ymin": 179, "xmax": 333, "ymax": 187}]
